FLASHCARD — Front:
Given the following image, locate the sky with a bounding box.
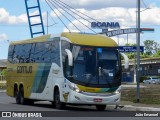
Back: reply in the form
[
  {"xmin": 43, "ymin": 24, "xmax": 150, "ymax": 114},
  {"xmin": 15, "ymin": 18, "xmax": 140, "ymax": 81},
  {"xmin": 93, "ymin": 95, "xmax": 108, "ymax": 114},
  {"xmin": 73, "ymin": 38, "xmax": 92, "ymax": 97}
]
[{"xmin": 0, "ymin": 0, "xmax": 160, "ymax": 59}]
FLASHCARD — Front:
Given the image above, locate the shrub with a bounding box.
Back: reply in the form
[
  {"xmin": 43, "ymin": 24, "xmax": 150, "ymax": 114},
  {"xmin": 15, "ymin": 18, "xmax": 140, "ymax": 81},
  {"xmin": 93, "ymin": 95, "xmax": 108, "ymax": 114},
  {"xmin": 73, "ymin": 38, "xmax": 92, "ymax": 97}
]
[{"xmin": 140, "ymin": 76, "xmax": 148, "ymax": 83}]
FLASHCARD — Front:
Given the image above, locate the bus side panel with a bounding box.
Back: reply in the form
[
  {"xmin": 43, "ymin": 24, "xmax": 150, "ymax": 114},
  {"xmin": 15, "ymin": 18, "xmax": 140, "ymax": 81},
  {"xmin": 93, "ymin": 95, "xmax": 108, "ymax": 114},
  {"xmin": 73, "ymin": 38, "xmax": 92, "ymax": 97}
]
[
  {"xmin": 6, "ymin": 62, "xmax": 39, "ymax": 98},
  {"xmin": 29, "ymin": 63, "xmax": 64, "ymax": 101}
]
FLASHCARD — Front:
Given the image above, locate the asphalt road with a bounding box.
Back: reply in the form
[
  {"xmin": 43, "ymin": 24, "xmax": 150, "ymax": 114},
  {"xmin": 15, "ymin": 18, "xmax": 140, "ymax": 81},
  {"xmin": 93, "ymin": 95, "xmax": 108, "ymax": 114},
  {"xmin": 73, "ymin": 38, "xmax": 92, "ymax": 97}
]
[
  {"xmin": 0, "ymin": 92, "xmax": 119, "ymax": 111},
  {"xmin": 0, "ymin": 93, "xmax": 159, "ymax": 120}
]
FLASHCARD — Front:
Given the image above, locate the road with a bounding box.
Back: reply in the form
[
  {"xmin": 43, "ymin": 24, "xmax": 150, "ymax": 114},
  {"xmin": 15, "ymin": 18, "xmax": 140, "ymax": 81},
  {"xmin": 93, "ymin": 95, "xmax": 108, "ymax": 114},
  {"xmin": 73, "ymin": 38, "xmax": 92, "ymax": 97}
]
[
  {"xmin": 0, "ymin": 92, "xmax": 159, "ymax": 120},
  {"xmin": 0, "ymin": 92, "xmax": 119, "ymax": 111}
]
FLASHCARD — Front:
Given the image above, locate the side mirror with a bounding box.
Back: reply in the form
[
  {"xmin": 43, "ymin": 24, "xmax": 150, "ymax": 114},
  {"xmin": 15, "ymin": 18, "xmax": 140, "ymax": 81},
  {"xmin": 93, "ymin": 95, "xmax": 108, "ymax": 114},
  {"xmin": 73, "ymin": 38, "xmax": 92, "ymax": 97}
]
[
  {"xmin": 120, "ymin": 53, "xmax": 129, "ymax": 69},
  {"xmin": 65, "ymin": 49, "xmax": 73, "ymax": 66}
]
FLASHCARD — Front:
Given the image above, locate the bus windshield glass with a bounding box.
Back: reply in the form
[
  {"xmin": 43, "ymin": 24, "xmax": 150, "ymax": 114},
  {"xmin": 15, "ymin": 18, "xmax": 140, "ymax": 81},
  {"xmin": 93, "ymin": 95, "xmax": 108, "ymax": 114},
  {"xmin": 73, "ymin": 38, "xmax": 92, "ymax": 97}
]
[{"xmin": 71, "ymin": 45, "xmax": 121, "ymax": 87}]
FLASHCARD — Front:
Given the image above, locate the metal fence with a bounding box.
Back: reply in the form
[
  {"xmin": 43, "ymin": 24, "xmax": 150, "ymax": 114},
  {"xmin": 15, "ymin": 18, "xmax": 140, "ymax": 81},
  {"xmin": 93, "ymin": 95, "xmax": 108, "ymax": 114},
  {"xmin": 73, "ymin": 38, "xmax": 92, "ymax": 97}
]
[{"xmin": 0, "ymin": 75, "xmax": 6, "ymax": 86}]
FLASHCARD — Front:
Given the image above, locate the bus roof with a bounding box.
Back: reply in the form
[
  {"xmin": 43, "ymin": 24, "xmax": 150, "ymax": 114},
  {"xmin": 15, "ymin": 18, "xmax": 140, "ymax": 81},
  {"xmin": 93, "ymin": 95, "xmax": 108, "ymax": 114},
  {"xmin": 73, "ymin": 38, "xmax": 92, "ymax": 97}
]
[
  {"xmin": 10, "ymin": 33, "xmax": 117, "ymax": 47},
  {"xmin": 10, "ymin": 34, "xmax": 51, "ymax": 45},
  {"xmin": 61, "ymin": 32, "xmax": 117, "ymax": 47}
]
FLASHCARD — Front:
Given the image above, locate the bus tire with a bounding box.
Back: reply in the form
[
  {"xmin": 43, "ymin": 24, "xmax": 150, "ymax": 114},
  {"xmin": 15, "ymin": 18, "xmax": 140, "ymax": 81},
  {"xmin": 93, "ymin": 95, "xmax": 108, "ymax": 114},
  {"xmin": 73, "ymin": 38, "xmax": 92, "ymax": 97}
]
[
  {"xmin": 96, "ymin": 105, "xmax": 106, "ymax": 111},
  {"xmin": 19, "ymin": 87, "xmax": 26, "ymax": 105},
  {"xmin": 14, "ymin": 87, "xmax": 20, "ymax": 104},
  {"xmin": 51, "ymin": 101, "xmax": 55, "ymax": 108},
  {"xmin": 54, "ymin": 89, "xmax": 66, "ymax": 109}
]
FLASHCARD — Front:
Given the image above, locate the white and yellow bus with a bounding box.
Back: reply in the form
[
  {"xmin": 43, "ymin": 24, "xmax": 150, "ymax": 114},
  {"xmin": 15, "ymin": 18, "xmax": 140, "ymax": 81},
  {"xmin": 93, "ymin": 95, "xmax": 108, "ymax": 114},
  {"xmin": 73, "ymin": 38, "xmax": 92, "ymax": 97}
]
[{"xmin": 6, "ymin": 32, "xmax": 128, "ymax": 111}]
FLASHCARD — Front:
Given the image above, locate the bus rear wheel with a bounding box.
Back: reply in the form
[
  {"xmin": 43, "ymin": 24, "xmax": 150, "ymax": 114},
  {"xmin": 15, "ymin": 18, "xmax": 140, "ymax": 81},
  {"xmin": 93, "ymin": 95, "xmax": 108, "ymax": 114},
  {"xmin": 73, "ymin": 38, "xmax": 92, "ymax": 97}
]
[
  {"xmin": 54, "ymin": 89, "xmax": 66, "ymax": 109},
  {"xmin": 96, "ymin": 105, "xmax": 106, "ymax": 111},
  {"xmin": 14, "ymin": 87, "xmax": 20, "ymax": 104},
  {"xmin": 19, "ymin": 87, "xmax": 33, "ymax": 105},
  {"xmin": 19, "ymin": 87, "xmax": 25, "ymax": 105}
]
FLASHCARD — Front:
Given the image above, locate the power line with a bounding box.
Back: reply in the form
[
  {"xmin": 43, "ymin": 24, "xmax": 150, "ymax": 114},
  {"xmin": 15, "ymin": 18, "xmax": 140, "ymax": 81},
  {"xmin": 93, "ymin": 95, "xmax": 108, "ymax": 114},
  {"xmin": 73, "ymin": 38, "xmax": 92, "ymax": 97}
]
[
  {"xmin": 55, "ymin": 0, "xmax": 99, "ymax": 22},
  {"xmin": 48, "ymin": 0, "xmax": 81, "ymax": 32},
  {"xmin": 45, "ymin": 0, "xmax": 71, "ymax": 32},
  {"xmin": 50, "ymin": 0, "xmax": 96, "ymax": 33},
  {"xmin": 141, "ymin": 0, "xmax": 148, "ymax": 8},
  {"xmin": 54, "ymin": 0, "xmax": 92, "ymax": 23}
]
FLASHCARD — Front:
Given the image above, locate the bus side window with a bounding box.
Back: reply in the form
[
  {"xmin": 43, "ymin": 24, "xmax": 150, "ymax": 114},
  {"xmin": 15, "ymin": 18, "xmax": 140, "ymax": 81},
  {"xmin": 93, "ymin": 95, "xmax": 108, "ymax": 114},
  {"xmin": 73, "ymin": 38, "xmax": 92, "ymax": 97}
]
[
  {"xmin": 32, "ymin": 42, "xmax": 44, "ymax": 63},
  {"xmin": 50, "ymin": 40, "xmax": 60, "ymax": 66},
  {"xmin": 12, "ymin": 45, "xmax": 21, "ymax": 63},
  {"xmin": 29, "ymin": 43, "xmax": 36, "ymax": 63},
  {"xmin": 8, "ymin": 45, "xmax": 15, "ymax": 63}
]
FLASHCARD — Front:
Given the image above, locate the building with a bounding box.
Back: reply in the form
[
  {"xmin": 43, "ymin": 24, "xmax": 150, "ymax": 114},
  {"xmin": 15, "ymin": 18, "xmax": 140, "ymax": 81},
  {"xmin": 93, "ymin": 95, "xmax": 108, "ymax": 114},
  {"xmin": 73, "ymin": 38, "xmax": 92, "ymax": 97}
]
[
  {"xmin": 0, "ymin": 59, "xmax": 7, "ymax": 74},
  {"xmin": 122, "ymin": 58, "xmax": 160, "ymax": 82}
]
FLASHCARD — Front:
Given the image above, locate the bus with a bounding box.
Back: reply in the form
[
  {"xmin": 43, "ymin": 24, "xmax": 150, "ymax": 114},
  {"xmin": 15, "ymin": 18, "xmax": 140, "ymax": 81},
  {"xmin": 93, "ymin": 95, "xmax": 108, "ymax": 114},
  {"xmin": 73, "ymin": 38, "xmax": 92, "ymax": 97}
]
[{"xmin": 6, "ymin": 32, "xmax": 128, "ymax": 111}]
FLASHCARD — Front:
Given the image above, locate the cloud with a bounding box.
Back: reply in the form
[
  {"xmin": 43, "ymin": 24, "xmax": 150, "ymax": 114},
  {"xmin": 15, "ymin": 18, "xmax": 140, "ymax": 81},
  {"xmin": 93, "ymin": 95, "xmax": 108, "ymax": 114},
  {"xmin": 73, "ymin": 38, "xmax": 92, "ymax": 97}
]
[
  {"xmin": 111, "ymin": 34, "xmax": 137, "ymax": 45},
  {"xmin": 0, "ymin": 8, "xmax": 27, "ymax": 24},
  {"xmin": 50, "ymin": 9, "xmax": 65, "ymax": 17},
  {"xmin": 64, "ymin": 6, "xmax": 160, "ymax": 29},
  {"xmin": 52, "ymin": 0, "xmax": 136, "ymax": 10},
  {"xmin": 62, "ymin": 6, "xmax": 160, "ymax": 45},
  {"xmin": 0, "ymin": 8, "xmax": 47, "ymax": 25},
  {"xmin": 0, "ymin": 34, "xmax": 8, "ymax": 41},
  {"xmin": 63, "ymin": 19, "xmax": 90, "ymax": 32},
  {"xmin": 141, "ymin": 7, "xmax": 160, "ymax": 25}
]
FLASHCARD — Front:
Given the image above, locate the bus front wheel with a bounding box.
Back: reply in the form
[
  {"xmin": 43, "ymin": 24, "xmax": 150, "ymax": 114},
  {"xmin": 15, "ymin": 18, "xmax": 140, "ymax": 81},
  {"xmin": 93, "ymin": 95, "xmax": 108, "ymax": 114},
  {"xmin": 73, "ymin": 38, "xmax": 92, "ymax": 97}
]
[
  {"xmin": 96, "ymin": 105, "xmax": 106, "ymax": 111},
  {"xmin": 54, "ymin": 89, "xmax": 66, "ymax": 109}
]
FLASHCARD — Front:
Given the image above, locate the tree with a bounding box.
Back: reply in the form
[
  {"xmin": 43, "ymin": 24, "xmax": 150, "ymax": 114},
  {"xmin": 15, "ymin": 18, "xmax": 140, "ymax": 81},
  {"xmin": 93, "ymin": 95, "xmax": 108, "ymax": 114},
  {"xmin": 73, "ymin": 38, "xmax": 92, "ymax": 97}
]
[
  {"xmin": 124, "ymin": 43, "xmax": 136, "ymax": 59},
  {"xmin": 153, "ymin": 41, "xmax": 160, "ymax": 53},
  {"xmin": 1, "ymin": 69, "xmax": 7, "ymax": 76},
  {"xmin": 153, "ymin": 50, "xmax": 160, "ymax": 57},
  {"xmin": 144, "ymin": 40, "xmax": 154, "ymax": 55}
]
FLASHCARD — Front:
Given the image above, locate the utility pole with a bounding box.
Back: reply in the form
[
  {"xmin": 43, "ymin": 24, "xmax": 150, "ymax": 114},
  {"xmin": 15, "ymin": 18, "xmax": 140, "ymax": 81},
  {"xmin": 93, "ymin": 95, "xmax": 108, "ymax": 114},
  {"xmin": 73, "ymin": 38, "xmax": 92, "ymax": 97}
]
[{"xmin": 136, "ymin": 0, "xmax": 141, "ymax": 102}]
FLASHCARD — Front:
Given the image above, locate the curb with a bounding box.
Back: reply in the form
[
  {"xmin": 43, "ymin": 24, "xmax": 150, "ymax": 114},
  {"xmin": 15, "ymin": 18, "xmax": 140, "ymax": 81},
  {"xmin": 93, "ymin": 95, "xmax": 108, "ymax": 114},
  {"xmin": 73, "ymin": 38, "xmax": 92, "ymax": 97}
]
[
  {"xmin": 122, "ymin": 105, "xmax": 160, "ymax": 111},
  {"xmin": 0, "ymin": 90, "xmax": 6, "ymax": 93}
]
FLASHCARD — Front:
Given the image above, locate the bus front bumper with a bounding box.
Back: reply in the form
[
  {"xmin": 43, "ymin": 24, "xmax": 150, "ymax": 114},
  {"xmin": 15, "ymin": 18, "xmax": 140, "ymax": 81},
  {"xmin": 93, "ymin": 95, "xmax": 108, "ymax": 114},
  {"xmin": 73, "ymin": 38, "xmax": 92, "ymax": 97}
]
[{"xmin": 67, "ymin": 90, "xmax": 121, "ymax": 105}]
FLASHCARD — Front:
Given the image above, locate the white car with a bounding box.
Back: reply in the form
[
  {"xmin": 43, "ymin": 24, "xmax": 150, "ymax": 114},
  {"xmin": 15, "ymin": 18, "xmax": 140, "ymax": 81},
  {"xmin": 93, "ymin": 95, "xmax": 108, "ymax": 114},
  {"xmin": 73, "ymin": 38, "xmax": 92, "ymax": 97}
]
[{"xmin": 143, "ymin": 77, "xmax": 160, "ymax": 84}]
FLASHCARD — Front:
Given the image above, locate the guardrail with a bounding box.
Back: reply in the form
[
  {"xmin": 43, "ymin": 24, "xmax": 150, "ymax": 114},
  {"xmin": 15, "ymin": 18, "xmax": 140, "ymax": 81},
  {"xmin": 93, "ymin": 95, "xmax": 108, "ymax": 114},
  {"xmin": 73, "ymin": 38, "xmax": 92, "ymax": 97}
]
[{"xmin": 0, "ymin": 75, "xmax": 6, "ymax": 86}]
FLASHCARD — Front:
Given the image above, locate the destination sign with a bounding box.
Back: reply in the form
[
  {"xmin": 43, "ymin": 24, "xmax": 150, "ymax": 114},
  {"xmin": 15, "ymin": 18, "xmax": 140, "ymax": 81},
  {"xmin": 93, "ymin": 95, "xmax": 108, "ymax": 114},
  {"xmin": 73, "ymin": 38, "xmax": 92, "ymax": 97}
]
[{"xmin": 118, "ymin": 46, "xmax": 144, "ymax": 53}]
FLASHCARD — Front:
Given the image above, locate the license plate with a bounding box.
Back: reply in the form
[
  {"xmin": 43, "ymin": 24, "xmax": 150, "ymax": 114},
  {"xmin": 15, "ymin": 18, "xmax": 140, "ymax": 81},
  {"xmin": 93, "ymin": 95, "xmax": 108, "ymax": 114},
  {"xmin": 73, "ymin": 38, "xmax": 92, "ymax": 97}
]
[{"xmin": 93, "ymin": 98, "xmax": 102, "ymax": 102}]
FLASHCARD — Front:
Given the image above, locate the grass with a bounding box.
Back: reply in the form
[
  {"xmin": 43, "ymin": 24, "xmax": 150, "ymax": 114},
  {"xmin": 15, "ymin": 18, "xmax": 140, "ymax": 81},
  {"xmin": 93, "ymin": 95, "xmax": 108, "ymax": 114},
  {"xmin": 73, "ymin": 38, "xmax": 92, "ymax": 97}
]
[{"xmin": 121, "ymin": 84, "xmax": 160, "ymax": 104}]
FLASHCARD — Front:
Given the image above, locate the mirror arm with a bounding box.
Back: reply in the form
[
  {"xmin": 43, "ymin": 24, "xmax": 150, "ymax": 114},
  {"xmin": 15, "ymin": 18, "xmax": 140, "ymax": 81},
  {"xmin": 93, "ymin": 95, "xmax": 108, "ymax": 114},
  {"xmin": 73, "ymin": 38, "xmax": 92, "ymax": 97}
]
[
  {"xmin": 65, "ymin": 49, "xmax": 73, "ymax": 66},
  {"xmin": 120, "ymin": 53, "xmax": 129, "ymax": 69}
]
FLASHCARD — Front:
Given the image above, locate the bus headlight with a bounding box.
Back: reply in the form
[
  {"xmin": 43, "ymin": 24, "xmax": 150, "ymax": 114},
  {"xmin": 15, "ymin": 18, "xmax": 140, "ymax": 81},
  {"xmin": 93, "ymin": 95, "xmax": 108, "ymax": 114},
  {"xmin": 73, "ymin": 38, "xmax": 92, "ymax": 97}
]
[
  {"xmin": 114, "ymin": 86, "xmax": 121, "ymax": 94},
  {"xmin": 69, "ymin": 84, "xmax": 81, "ymax": 93}
]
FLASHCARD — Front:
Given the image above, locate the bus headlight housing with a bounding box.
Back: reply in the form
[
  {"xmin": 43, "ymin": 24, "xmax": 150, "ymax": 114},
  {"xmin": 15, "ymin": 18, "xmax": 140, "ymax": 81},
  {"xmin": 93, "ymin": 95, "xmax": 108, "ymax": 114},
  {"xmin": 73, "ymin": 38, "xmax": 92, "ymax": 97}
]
[
  {"xmin": 114, "ymin": 86, "xmax": 121, "ymax": 94},
  {"xmin": 69, "ymin": 84, "xmax": 81, "ymax": 93}
]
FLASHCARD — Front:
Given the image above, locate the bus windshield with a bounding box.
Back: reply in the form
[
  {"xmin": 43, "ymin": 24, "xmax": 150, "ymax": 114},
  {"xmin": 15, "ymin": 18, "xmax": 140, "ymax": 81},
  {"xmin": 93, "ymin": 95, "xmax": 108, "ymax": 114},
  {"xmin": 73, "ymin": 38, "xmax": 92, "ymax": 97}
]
[{"xmin": 71, "ymin": 45, "xmax": 121, "ymax": 88}]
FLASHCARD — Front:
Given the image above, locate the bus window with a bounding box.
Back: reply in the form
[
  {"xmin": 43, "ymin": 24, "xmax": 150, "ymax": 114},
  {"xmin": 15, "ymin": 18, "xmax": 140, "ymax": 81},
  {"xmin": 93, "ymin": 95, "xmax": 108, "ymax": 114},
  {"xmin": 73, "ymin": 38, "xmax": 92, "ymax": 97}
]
[{"xmin": 8, "ymin": 45, "xmax": 15, "ymax": 63}]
